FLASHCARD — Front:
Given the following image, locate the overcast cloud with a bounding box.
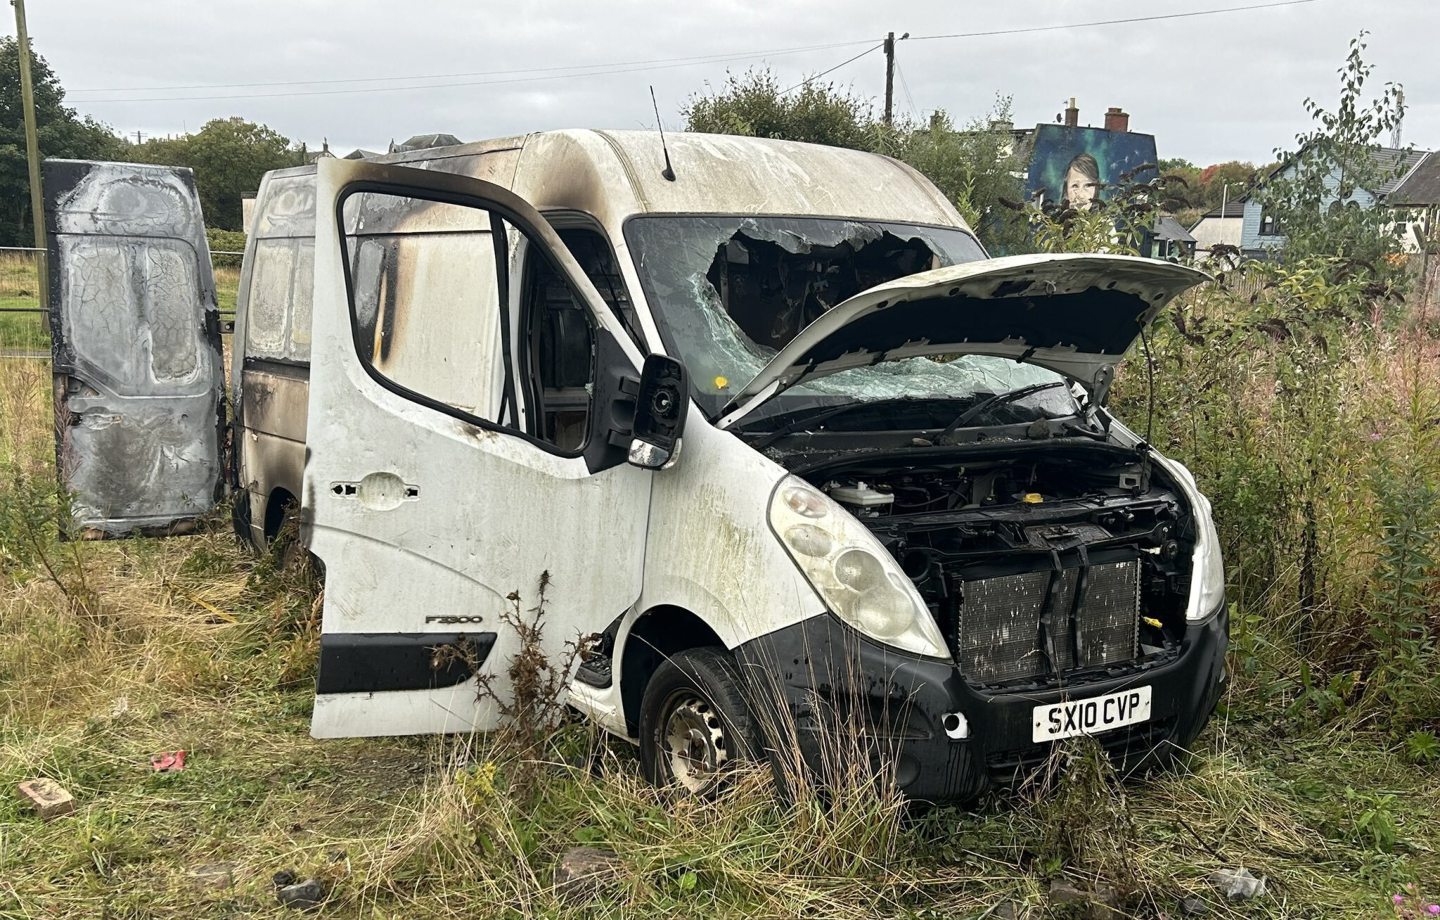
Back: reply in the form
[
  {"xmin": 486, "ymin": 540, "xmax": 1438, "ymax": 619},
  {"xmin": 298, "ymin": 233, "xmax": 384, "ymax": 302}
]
[{"xmin": 9, "ymin": 0, "xmax": 1436, "ymax": 166}]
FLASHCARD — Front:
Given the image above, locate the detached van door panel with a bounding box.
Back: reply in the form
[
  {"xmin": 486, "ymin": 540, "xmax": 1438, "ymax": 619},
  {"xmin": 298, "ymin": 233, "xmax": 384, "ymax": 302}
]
[
  {"xmin": 42, "ymin": 160, "xmax": 225, "ymax": 537},
  {"xmin": 306, "ymin": 160, "xmax": 651, "ymax": 738}
]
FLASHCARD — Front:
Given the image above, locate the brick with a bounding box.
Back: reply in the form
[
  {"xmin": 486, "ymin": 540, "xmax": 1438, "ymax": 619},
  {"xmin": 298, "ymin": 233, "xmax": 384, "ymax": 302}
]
[{"xmin": 17, "ymin": 778, "xmax": 75, "ymax": 819}]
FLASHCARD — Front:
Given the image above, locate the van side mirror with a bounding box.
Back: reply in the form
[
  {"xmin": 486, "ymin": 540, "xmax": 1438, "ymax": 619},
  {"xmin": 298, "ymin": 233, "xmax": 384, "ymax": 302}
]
[{"xmin": 628, "ymin": 355, "xmax": 688, "ymax": 470}]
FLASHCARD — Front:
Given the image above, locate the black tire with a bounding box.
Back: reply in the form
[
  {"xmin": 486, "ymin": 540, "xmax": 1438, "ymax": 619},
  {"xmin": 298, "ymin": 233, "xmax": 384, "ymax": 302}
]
[
  {"xmin": 638, "ymin": 647, "xmax": 763, "ymax": 796},
  {"xmin": 268, "ymin": 500, "xmax": 316, "ymax": 576}
]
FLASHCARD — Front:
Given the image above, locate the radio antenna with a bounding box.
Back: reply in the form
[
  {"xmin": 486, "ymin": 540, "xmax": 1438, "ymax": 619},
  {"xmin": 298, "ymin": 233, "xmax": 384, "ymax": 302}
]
[{"xmin": 649, "ymin": 85, "xmax": 677, "ymax": 182}]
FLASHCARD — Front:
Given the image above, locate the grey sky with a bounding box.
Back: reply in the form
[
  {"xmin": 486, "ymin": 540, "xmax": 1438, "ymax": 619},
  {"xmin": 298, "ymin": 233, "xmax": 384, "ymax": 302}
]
[{"xmin": 11, "ymin": 0, "xmax": 1436, "ymax": 166}]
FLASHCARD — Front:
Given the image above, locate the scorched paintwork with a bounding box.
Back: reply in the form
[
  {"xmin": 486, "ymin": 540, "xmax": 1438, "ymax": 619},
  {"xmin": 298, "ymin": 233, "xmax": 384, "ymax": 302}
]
[{"xmin": 43, "ymin": 159, "xmax": 224, "ymax": 536}]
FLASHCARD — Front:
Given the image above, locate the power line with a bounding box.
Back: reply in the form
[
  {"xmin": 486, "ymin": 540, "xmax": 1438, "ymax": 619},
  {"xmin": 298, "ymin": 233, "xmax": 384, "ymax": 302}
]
[
  {"xmin": 74, "ymin": 45, "xmax": 880, "ymax": 104},
  {"xmin": 72, "ymin": 39, "xmax": 873, "ymax": 95},
  {"xmin": 908, "ymin": 0, "xmax": 1317, "ymax": 41},
  {"xmin": 72, "ymin": 49, "xmax": 858, "ymax": 103},
  {"xmin": 895, "ymin": 61, "xmax": 919, "ymax": 122},
  {"xmin": 780, "ymin": 43, "xmax": 884, "ymax": 95},
  {"xmin": 68, "ymin": 0, "xmax": 1320, "ymax": 106}
]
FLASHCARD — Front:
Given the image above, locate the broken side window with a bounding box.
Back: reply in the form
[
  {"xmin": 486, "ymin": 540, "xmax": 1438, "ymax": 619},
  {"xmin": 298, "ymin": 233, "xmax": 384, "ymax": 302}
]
[{"xmin": 624, "ymin": 216, "xmax": 1064, "ymax": 418}]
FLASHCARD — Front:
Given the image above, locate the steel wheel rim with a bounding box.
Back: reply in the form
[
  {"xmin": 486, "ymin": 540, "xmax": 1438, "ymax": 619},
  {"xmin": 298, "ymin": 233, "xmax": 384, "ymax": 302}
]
[{"xmin": 660, "ymin": 691, "xmax": 729, "ymax": 793}]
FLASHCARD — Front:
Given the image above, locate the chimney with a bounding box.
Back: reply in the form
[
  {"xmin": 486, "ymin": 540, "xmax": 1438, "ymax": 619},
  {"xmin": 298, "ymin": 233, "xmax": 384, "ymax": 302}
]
[
  {"xmin": 1064, "ymin": 97, "xmax": 1079, "ymax": 127},
  {"xmin": 1104, "ymin": 107, "xmax": 1130, "ymax": 133}
]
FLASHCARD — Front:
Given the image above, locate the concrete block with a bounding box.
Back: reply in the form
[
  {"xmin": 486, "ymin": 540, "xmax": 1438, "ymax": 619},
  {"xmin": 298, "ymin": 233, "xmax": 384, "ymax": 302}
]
[{"xmin": 18, "ymin": 778, "xmax": 75, "ymax": 819}]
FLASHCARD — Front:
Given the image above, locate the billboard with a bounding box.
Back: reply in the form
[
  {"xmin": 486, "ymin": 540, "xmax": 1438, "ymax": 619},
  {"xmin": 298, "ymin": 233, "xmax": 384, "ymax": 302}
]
[{"xmin": 1025, "ymin": 124, "xmax": 1159, "ymax": 210}]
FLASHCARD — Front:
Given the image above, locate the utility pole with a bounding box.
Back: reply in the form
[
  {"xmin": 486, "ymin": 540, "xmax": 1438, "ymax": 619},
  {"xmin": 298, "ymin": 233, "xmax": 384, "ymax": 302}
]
[
  {"xmin": 881, "ymin": 32, "xmax": 909, "ymax": 128},
  {"xmin": 12, "ymin": 0, "xmax": 47, "ymax": 309},
  {"xmin": 883, "ymin": 32, "xmax": 895, "ymax": 128}
]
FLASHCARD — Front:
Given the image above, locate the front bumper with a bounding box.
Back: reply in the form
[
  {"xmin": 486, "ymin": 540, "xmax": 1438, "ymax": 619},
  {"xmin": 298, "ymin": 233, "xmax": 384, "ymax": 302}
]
[{"xmin": 733, "ymin": 604, "xmax": 1228, "ymax": 805}]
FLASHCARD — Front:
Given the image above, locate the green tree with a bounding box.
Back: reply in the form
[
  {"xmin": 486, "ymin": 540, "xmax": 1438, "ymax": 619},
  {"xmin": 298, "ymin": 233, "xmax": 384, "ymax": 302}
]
[
  {"xmin": 682, "ymin": 69, "xmax": 1030, "ymax": 253},
  {"xmin": 1258, "ymin": 32, "xmax": 1408, "ymax": 268},
  {"xmin": 683, "ymin": 68, "xmax": 881, "ymax": 151},
  {"xmin": 132, "ymin": 118, "xmax": 300, "ymax": 231},
  {"xmin": 0, "ymin": 37, "xmax": 124, "ymax": 246},
  {"xmin": 1158, "ymin": 157, "xmax": 1197, "ymax": 172},
  {"xmin": 891, "ymin": 99, "xmax": 1029, "ymax": 254},
  {"xmin": 1192, "ymin": 161, "xmax": 1259, "ymax": 210}
]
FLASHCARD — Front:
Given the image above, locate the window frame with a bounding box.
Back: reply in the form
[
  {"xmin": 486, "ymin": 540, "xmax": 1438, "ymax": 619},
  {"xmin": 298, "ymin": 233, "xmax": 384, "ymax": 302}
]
[
  {"xmin": 513, "ymin": 230, "xmax": 600, "ymax": 457},
  {"xmin": 619, "ymin": 211, "xmax": 989, "ymax": 420},
  {"xmin": 541, "ymin": 210, "xmax": 647, "ymax": 351},
  {"xmin": 242, "ymin": 235, "xmax": 315, "ymax": 367},
  {"xmin": 335, "ymin": 180, "xmax": 608, "ymax": 462}
]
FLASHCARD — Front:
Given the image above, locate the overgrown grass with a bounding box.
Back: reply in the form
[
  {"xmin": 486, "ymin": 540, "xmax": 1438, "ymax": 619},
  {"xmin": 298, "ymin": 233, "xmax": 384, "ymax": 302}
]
[
  {"xmin": 1111, "ymin": 257, "xmax": 1440, "ymax": 737},
  {"xmin": 2, "ymin": 258, "xmax": 1439, "ymax": 918},
  {"xmin": 1, "ymin": 251, "xmax": 46, "ymax": 351}
]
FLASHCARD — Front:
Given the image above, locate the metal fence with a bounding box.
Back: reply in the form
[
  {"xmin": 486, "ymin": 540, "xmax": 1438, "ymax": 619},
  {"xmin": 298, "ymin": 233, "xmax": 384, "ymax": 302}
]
[{"xmin": 0, "ymin": 245, "xmax": 244, "ymax": 336}]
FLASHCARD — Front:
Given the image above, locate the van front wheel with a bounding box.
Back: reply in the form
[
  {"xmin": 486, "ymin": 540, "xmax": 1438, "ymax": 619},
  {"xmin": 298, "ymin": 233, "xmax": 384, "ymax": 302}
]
[{"xmin": 638, "ymin": 647, "xmax": 762, "ymax": 796}]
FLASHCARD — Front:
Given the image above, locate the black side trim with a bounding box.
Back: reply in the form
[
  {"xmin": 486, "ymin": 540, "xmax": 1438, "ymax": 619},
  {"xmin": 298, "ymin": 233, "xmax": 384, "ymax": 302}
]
[{"xmin": 316, "ymin": 632, "xmax": 496, "ymax": 694}]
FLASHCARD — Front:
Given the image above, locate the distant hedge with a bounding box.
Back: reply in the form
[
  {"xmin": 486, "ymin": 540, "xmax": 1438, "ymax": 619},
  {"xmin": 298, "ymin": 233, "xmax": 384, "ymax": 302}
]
[{"xmin": 206, "ymin": 228, "xmax": 247, "ymax": 268}]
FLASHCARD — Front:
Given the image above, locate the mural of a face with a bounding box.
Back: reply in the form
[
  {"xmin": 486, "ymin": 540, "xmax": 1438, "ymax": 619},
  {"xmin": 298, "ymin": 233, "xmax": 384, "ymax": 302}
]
[
  {"xmin": 1063, "ymin": 153, "xmax": 1101, "ymax": 211},
  {"xmin": 1024, "ymin": 126, "xmax": 1157, "ymax": 218}
]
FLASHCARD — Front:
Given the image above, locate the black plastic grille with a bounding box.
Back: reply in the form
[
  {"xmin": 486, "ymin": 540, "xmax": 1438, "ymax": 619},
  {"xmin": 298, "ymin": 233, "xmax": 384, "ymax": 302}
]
[
  {"xmin": 985, "ymin": 717, "xmax": 1177, "ymax": 785},
  {"xmin": 956, "ymin": 560, "xmax": 1140, "ymax": 683}
]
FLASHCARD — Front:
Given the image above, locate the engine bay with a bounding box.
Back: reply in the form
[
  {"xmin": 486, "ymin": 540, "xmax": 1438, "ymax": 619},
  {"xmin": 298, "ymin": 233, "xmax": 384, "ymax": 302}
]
[{"xmin": 798, "ymin": 443, "xmax": 1196, "ymax": 690}]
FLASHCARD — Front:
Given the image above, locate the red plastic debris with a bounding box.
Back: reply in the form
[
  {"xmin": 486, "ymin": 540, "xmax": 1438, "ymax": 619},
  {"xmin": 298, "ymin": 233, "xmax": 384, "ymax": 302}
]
[{"xmin": 150, "ymin": 750, "xmax": 187, "ymax": 772}]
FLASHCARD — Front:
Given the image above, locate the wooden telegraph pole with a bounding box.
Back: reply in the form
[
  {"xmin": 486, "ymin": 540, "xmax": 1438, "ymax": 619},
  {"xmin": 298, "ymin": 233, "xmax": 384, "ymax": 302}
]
[
  {"xmin": 883, "ymin": 32, "xmax": 895, "ymax": 127},
  {"xmin": 881, "ymin": 32, "xmax": 908, "ymax": 128},
  {"xmin": 12, "ymin": 0, "xmax": 47, "ymax": 307}
]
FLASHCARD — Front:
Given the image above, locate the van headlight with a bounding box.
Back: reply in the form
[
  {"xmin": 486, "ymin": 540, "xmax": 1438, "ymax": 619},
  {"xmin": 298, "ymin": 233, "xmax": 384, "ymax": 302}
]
[
  {"xmin": 1188, "ymin": 492, "xmax": 1225, "ymax": 621},
  {"xmin": 1161, "ymin": 458, "xmax": 1225, "ymax": 622},
  {"xmin": 770, "ymin": 477, "xmax": 950, "ymax": 659}
]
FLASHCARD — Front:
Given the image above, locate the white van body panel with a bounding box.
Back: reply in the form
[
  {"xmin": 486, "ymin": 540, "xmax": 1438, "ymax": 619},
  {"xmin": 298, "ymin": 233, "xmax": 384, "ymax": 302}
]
[
  {"xmin": 567, "ymin": 422, "xmax": 827, "ymax": 738},
  {"xmin": 631, "ymin": 419, "xmax": 825, "ymax": 648},
  {"xmin": 306, "ymin": 160, "xmax": 655, "ymax": 737},
  {"xmin": 312, "ymin": 680, "xmax": 495, "ymax": 738}
]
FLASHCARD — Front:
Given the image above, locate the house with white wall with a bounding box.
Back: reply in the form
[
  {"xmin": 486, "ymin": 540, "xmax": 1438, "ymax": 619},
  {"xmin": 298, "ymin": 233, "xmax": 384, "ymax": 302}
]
[
  {"xmin": 1241, "ymin": 145, "xmax": 1430, "ymax": 256},
  {"xmin": 1189, "ymin": 200, "xmax": 1245, "ymax": 259},
  {"xmin": 1385, "ymin": 151, "xmax": 1440, "ymax": 252}
]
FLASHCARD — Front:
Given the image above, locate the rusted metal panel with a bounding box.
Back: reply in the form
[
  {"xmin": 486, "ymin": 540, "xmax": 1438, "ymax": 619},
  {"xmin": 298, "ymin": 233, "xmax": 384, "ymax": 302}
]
[
  {"xmin": 237, "ymin": 365, "xmax": 309, "ymax": 545},
  {"xmin": 43, "ymin": 159, "xmax": 224, "ymax": 536}
]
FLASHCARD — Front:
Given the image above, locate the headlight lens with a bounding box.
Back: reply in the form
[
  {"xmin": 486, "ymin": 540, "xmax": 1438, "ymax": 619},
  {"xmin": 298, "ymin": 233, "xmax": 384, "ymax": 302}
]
[
  {"xmin": 781, "ymin": 484, "xmax": 829, "ymax": 518},
  {"xmin": 1163, "ymin": 459, "xmax": 1225, "ymax": 621},
  {"xmin": 1189, "ymin": 494, "xmax": 1225, "ymax": 621},
  {"xmin": 785, "ymin": 524, "xmax": 834, "ymax": 558},
  {"xmin": 770, "ymin": 478, "xmax": 950, "ymax": 658}
]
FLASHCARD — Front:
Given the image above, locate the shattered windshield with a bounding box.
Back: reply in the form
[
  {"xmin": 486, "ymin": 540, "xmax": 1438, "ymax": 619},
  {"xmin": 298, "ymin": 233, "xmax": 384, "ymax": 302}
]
[{"xmin": 624, "ymin": 216, "xmax": 1069, "ymax": 422}]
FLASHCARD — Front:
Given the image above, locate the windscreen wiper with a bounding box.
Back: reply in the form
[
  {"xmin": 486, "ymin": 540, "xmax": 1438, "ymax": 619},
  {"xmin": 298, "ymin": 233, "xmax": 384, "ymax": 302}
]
[
  {"xmin": 746, "ymin": 396, "xmax": 966, "ymax": 450},
  {"xmin": 936, "ymin": 380, "xmax": 1070, "ymax": 444}
]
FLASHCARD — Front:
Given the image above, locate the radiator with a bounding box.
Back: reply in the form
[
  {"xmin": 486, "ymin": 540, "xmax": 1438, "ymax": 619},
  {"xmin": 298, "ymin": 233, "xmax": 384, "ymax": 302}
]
[{"xmin": 955, "ymin": 560, "xmax": 1140, "ymax": 684}]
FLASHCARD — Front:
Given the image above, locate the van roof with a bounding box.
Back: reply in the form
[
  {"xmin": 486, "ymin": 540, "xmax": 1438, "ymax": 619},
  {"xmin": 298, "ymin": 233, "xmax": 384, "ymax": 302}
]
[{"xmin": 267, "ymin": 130, "xmax": 969, "ymax": 231}]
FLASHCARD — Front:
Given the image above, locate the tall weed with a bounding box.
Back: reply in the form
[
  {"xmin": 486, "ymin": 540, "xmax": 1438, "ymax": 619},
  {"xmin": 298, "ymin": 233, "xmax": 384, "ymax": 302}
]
[{"xmin": 1114, "ymin": 256, "xmax": 1440, "ymax": 733}]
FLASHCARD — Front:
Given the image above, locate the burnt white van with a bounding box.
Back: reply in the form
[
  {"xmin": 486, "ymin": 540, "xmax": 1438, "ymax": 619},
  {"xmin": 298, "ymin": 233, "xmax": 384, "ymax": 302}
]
[{"xmin": 43, "ymin": 132, "xmax": 1226, "ymax": 803}]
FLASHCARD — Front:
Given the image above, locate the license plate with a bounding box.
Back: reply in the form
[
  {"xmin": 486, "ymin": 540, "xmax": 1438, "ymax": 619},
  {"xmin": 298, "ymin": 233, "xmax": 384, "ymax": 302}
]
[{"xmin": 1032, "ymin": 686, "xmax": 1152, "ymax": 743}]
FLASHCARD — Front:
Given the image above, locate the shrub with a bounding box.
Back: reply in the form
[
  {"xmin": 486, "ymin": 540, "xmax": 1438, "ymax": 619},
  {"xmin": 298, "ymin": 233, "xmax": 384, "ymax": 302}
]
[{"xmin": 206, "ymin": 227, "xmax": 247, "ymax": 267}]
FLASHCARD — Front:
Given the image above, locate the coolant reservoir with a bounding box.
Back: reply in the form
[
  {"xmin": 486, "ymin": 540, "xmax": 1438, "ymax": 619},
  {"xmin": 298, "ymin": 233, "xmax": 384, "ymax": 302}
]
[{"xmin": 828, "ymin": 482, "xmax": 895, "ymax": 513}]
